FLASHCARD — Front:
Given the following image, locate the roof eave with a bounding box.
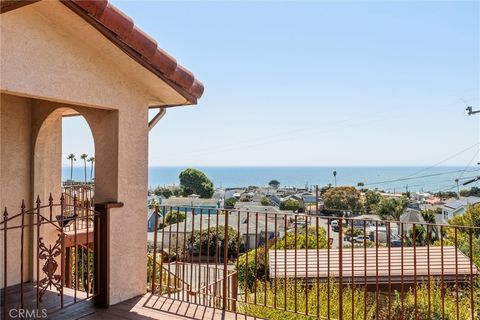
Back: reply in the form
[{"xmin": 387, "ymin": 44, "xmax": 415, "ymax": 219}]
[{"xmin": 62, "ymin": 0, "xmax": 200, "ymax": 105}]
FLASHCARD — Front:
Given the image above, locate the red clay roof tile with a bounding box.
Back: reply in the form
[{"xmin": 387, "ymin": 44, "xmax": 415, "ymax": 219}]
[
  {"xmin": 72, "ymin": 0, "xmax": 107, "ymax": 19},
  {"xmin": 70, "ymin": 0, "xmax": 203, "ymax": 101},
  {"xmin": 171, "ymin": 65, "xmax": 195, "ymax": 90},
  {"xmin": 98, "ymin": 3, "xmax": 133, "ymax": 39},
  {"xmin": 123, "ymin": 26, "xmax": 157, "ymax": 60},
  {"xmin": 150, "ymin": 48, "xmax": 177, "ymax": 77}
]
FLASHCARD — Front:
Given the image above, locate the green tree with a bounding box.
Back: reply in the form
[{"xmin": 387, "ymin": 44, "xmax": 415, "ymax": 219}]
[
  {"xmin": 443, "ymin": 204, "xmax": 480, "ymax": 267},
  {"xmin": 406, "ymin": 225, "xmax": 427, "ymax": 246},
  {"xmin": 363, "ymin": 190, "xmax": 382, "ymax": 214},
  {"xmin": 420, "ymin": 210, "xmax": 438, "ymax": 243},
  {"xmin": 323, "ymin": 186, "xmax": 362, "ymax": 214},
  {"xmin": 459, "ymin": 186, "xmax": 480, "ymax": 197},
  {"xmin": 373, "ymin": 196, "xmax": 408, "ymax": 221},
  {"xmin": 179, "ymin": 168, "xmax": 214, "ymax": 198},
  {"xmin": 279, "ymin": 199, "xmax": 300, "ymax": 211},
  {"xmin": 80, "ymin": 153, "xmax": 88, "ymax": 183},
  {"xmin": 152, "ymin": 187, "xmax": 173, "ymax": 199},
  {"xmin": 268, "ymin": 180, "xmax": 280, "ymax": 189},
  {"xmin": 67, "ymin": 153, "xmax": 76, "ymax": 182}
]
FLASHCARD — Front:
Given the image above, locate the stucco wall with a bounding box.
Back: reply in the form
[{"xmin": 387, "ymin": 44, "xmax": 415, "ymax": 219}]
[
  {"xmin": 0, "ymin": 94, "xmax": 34, "ymax": 287},
  {"xmin": 0, "ymin": 1, "xmax": 158, "ymax": 304}
]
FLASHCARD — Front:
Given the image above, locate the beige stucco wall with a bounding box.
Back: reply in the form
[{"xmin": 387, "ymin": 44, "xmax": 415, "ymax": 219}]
[
  {"xmin": 0, "ymin": 94, "xmax": 34, "ymax": 287},
  {"xmin": 0, "ymin": 0, "xmax": 187, "ymax": 304}
]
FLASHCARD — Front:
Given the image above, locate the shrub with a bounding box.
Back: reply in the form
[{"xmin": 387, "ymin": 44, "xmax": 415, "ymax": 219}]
[
  {"xmin": 224, "ymin": 197, "xmax": 237, "ymax": 208},
  {"xmin": 386, "ymin": 280, "xmax": 477, "ymax": 319},
  {"xmin": 159, "ymin": 210, "xmax": 185, "ymax": 228},
  {"xmin": 261, "ymin": 196, "xmax": 271, "ymax": 206},
  {"xmin": 236, "ymin": 246, "xmax": 269, "ymax": 290},
  {"xmin": 190, "ymin": 225, "xmax": 240, "ymax": 259},
  {"xmin": 280, "ymin": 199, "xmax": 300, "ymax": 211},
  {"xmin": 240, "ymin": 279, "xmax": 376, "ymax": 320},
  {"xmin": 236, "ymin": 226, "xmax": 328, "ymax": 290}
]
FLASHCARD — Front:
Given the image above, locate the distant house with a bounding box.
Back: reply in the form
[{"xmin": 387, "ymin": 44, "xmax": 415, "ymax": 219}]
[
  {"xmin": 440, "ymin": 196, "xmax": 480, "ymax": 223},
  {"xmin": 147, "ymin": 209, "xmax": 161, "ymax": 232},
  {"xmin": 400, "ymin": 208, "xmax": 425, "ymax": 234},
  {"xmin": 234, "ymin": 202, "xmax": 279, "ymax": 213},
  {"xmin": 224, "ymin": 189, "xmax": 244, "ymax": 200},
  {"xmin": 152, "ymin": 211, "xmax": 288, "ymax": 251},
  {"xmin": 351, "ymin": 214, "xmax": 382, "ymax": 228}
]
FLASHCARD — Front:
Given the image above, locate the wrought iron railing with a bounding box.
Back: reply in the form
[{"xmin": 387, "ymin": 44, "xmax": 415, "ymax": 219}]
[
  {"xmin": 0, "ymin": 194, "xmax": 108, "ymax": 319},
  {"xmin": 148, "ymin": 205, "xmax": 480, "ymax": 320}
]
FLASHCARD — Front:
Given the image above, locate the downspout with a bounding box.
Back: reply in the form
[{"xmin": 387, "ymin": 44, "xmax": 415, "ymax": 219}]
[{"xmin": 148, "ymin": 107, "xmax": 166, "ymax": 131}]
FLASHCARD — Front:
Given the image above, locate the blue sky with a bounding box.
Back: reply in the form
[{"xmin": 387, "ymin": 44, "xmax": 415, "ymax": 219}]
[{"xmin": 63, "ymin": 0, "xmax": 479, "ymax": 167}]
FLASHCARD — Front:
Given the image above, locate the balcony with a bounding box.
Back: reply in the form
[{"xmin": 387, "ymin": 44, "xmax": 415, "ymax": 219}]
[
  {"xmin": 145, "ymin": 206, "xmax": 480, "ymax": 320},
  {"xmin": 2, "ymin": 200, "xmax": 479, "ymax": 319}
]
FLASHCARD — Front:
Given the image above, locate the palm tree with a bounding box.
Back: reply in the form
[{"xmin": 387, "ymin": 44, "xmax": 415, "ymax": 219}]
[
  {"xmin": 67, "ymin": 154, "xmax": 76, "ymax": 182},
  {"xmin": 87, "ymin": 156, "xmax": 95, "ymax": 182},
  {"xmin": 406, "ymin": 225, "xmax": 427, "ymax": 246},
  {"xmin": 420, "ymin": 210, "xmax": 438, "ymax": 243},
  {"xmin": 333, "ymin": 170, "xmax": 337, "ymax": 187},
  {"xmin": 80, "ymin": 154, "xmax": 88, "ymax": 183}
]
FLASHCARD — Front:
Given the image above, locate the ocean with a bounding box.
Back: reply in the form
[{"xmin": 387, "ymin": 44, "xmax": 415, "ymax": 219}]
[{"xmin": 62, "ymin": 166, "xmax": 480, "ymax": 193}]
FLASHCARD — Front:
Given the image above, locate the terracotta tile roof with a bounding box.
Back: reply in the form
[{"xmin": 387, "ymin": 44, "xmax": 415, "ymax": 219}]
[{"xmin": 69, "ymin": 0, "xmax": 204, "ymax": 102}]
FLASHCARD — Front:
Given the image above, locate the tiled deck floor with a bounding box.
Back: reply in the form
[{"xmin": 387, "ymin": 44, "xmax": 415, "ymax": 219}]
[{"xmin": 50, "ymin": 294, "xmax": 264, "ymax": 320}]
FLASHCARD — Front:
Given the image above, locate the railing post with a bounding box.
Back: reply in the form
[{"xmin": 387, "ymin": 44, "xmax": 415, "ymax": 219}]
[
  {"xmin": 3, "ymin": 207, "xmax": 8, "ymax": 320},
  {"xmin": 222, "ymin": 210, "xmax": 229, "ymax": 311},
  {"xmin": 151, "ymin": 205, "xmax": 159, "ymax": 293},
  {"xmin": 231, "ymin": 272, "xmax": 238, "ymax": 312},
  {"xmin": 94, "ymin": 202, "xmax": 123, "ymax": 308}
]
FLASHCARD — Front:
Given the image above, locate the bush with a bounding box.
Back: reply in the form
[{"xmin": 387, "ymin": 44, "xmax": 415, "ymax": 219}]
[
  {"xmin": 343, "ymin": 227, "xmax": 363, "ymax": 237},
  {"xmin": 387, "ymin": 280, "xmax": 478, "ymax": 319},
  {"xmin": 224, "ymin": 197, "xmax": 237, "ymax": 208},
  {"xmin": 160, "ymin": 210, "xmax": 185, "ymax": 228},
  {"xmin": 236, "ymin": 246, "xmax": 269, "ymax": 290},
  {"xmin": 146, "ymin": 253, "xmax": 175, "ymax": 293},
  {"xmin": 240, "ymin": 279, "xmax": 376, "ymax": 320},
  {"xmin": 275, "ymin": 226, "xmax": 329, "ymax": 250},
  {"xmin": 280, "ymin": 199, "xmax": 300, "ymax": 211},
  {"xmin": 236, "ymin": 226, "xmax": 328, "ymax": 290},
  {"xmin": 190, "ymin": 225, "xmax": 240, "ymax": 259},
  {"xmin": 261, "ymin": 196, "xmax": 271, "ymax": 206}
]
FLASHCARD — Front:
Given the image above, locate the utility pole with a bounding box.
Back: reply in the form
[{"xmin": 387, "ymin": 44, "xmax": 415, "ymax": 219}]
[
  {"xmin": 466, "ymin": 106, "xmax": 480, "ymax": 116},
  {"xmin": 455, "ymin": 178, "xmax": 460, "ymax": 198}
]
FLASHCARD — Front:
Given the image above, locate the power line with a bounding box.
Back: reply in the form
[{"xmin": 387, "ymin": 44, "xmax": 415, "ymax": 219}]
[
  {"xmin": 363, "ymin": 168, "xmax": 480, "ymax": 187},
  {"xmin": 394, "ymin": 143, "xmax": 480, "ymax": 180}
]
